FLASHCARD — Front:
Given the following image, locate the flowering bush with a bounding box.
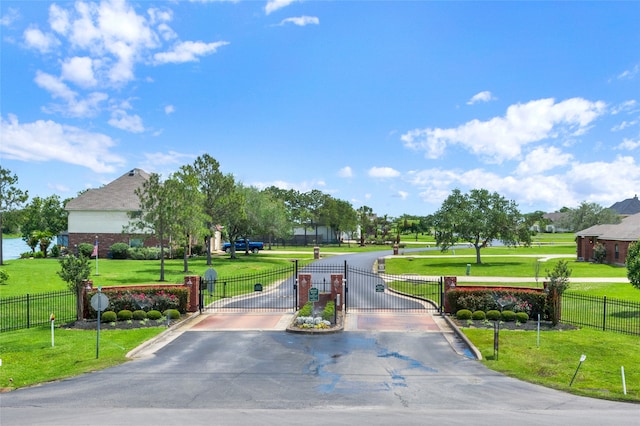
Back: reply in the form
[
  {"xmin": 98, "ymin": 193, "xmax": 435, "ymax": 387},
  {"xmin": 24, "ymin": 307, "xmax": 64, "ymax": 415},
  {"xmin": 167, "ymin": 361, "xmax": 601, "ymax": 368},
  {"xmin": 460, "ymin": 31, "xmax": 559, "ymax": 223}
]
[
  {"xmin": 447, "ymin": 289, "xmax": 546, "ymax": 319},
  {"xmin": 85, "ymin": 288, "xmax": 188, "ymax": 319}
]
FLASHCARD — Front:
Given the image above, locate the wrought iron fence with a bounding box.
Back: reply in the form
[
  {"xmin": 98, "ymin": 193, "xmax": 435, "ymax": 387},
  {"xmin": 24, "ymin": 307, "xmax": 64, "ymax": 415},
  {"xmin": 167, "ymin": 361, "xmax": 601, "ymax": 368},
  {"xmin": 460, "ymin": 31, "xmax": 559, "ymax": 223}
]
[
  {"xmin": 562, "ymin": 291, "xmax": 640, "ymax": 336},
  {"xmin": 0, "ymin": 290, "xmax": 77, "ymax": 332}
]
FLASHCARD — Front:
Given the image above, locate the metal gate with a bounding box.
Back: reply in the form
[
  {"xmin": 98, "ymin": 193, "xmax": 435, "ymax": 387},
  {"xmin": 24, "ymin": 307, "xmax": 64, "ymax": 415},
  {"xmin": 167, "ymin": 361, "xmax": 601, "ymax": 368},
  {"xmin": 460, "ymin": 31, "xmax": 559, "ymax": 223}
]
[
  {"xmin": 344, "ymin": 266, "xmax": 443, "ymax": 313},
  {"xmin": 199, "ymin": 263, "xmax": 298, "ymax": 312},
  {"xmin": 198, "ymin": 260, "xmax": 443, "ymax": 313}
]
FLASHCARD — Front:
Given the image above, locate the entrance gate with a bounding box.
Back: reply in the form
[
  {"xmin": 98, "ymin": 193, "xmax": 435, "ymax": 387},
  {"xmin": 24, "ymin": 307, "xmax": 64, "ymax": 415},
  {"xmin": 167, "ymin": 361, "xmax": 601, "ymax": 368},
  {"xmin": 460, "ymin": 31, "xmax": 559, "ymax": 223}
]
[{"xmin": 198, "ymin": 260, "xmax": 443, "ymax": 313}]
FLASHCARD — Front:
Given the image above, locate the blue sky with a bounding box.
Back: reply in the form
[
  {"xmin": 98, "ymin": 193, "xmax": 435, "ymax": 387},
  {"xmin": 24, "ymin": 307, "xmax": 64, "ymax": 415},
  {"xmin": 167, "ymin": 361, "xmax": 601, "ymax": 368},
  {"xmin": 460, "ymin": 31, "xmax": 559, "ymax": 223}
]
[{"xmin": 1, "ymin": 0, "xmax": 639, "ymax": 218}]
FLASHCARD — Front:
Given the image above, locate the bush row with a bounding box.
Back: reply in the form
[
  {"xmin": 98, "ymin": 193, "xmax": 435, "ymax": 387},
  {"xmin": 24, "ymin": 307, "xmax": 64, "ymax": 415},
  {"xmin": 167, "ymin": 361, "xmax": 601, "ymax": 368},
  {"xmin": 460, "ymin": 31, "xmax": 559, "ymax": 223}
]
[
  {"xmin": 446, "ymin": 289, "xmax": 547, "ymax": 319},
  {"xmin": 85, "ymin": 288, "xmax": 188, "ymax": 319},
  {"xmin": 456, "ymin": 309, "xmax": 529, "ymax": 323},
  {"xmin": 100, "ymin": 309, "xmax": 181, "ymax": 323}
]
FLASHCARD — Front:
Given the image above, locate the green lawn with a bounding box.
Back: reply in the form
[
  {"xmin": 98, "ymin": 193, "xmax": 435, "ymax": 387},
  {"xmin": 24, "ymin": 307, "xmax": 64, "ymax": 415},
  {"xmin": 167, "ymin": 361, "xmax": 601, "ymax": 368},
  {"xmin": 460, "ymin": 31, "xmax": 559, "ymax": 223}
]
[
  {"xmin": 0, "ymin": 255, "xmax": 304, "ymax": 297},
  {"xmin": 463, "ymin": 327, "xmax": 639, "ymax": 402},
  {"xmin": 0, "ymin": 326, "xmax": 165, "ymax": 390}
]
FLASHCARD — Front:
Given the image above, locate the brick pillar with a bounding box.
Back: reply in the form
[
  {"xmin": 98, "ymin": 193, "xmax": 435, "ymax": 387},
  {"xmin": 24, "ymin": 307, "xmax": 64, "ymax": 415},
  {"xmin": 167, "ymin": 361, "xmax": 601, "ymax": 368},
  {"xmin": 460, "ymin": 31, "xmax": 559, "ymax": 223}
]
[
  {"xmin": 298, "ymin": 274, "xmax": 312, "ymax": 307},
  {"xmin": 330, "ymin": 274, "xmax": 344, "ymax": 311},
  {"xmin": 184, "ymin": 275, "xmax": 200, "ymax": 312},
  {"xmin": 443, "ymin": 276, "xmax": 457, "ymax": 314}
]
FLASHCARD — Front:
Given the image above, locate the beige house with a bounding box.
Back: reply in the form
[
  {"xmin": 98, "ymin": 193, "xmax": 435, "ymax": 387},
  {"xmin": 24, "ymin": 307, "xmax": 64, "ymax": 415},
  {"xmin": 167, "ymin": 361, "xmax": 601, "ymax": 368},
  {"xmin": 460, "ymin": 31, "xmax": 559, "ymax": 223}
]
[{"xmin": 65, "ymin": 169, "xmax": 152, "ymax": 257}]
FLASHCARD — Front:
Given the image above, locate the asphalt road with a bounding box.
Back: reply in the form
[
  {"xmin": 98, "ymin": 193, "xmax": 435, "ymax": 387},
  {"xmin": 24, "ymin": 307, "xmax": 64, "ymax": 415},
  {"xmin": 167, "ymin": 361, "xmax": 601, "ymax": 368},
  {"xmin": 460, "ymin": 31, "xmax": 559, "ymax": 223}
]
[{"xmin": 1, "ymin": 248, "xmax": 637, "ymax": 425}]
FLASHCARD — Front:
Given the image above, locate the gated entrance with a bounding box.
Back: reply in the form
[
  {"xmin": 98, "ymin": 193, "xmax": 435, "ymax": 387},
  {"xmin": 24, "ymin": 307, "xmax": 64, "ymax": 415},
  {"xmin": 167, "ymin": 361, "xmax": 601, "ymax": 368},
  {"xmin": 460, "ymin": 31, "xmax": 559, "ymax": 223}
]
[{"xmin": 198, "ymin": 260, "xmax": 443, "ymax": 313}]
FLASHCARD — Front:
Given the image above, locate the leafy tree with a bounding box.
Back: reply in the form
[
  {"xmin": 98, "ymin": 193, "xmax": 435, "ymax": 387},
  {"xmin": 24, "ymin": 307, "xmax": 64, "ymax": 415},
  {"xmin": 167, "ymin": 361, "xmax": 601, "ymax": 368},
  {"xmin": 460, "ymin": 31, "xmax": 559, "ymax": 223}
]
[
  {"xmin": 431, "ymin": 188, "xmax": 531, "ymax": 264},
  {"xmin": 545, "ymin": 260, "xmax": 572, "ymax": 325},
  {"xmin": 556, "ymin": 201, "xmax": 620, "ymax": 232},
  {"xmin": 168, "ymin": 170, "xmax": 209, "ymax": 273},
  {"xmin": 320, "ymin": 197, "xmax": 357, "ymax": 246},
  {"xmin": 626, "ymin": 240, "xmax": 640, "ymax": 290},
  {"xmin": 356, "ymin": 206, "xmax": 374, "ymax": 246},
  {"xmin": 127, "ymin": 173, "xmax": 177, "ymax": 281},
  {"xmin": 241, "ymin": 187, "xmax": 290, "ymax": 249},
  {"xmin": 0, "ymin": 167, "xmax": 29, "ymax": 265},
  {"xmin": 57, "ymin": 255, "xmax": 91, "ymax": 319},
  {"xmin": 523, "ymin": 210, "xmax": 549, "ymax": 233},
  {"xmin": 182, "ymin": 155, "xmax": 235, "ymax": 265},
  {"xmin": 0, "ymin": 269, "xmax": 9, "ymax": 285},
  {"xmin": 222, "ymin": 186, "xmax": 248, "ymax": 259},
  {"xmin": 20, "ymin": 195, "xmax": 68, "ymax": 253}
]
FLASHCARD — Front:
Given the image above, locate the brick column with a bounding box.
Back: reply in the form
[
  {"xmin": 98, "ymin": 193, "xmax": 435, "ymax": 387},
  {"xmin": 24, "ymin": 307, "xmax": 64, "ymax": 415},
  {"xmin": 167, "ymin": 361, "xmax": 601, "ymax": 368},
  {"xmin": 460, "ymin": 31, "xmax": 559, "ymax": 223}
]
[
  {"xmin": 298, "ymin": 274, "xmax": 312, "ymax": 308},
  {"xmin": 443, "ymin": 276, "xmax": 457, "ymax": 314},
  {"xmin": 330, "ymin": 274, "xmax": 344, "ymax": 311},
  {"xmin": 184, "ymin": 275, "xmax": 200, "ymax": 312}
]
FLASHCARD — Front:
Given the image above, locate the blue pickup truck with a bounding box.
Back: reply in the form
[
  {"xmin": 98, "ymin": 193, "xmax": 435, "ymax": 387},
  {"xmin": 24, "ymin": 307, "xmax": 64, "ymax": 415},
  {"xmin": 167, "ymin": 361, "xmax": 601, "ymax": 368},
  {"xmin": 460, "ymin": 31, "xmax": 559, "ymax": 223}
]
[{"xmin": 222, "ymin": 239, "xmax": 265, "ymax": 254}]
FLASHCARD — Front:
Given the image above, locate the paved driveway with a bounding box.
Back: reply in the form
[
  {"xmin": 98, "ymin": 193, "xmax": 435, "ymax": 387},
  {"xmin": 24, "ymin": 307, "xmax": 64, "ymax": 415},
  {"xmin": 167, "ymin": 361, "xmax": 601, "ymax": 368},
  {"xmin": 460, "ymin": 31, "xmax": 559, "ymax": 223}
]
[{"xmin": 2, "ymin": 320, "xmax": 637, "ymax": 425}]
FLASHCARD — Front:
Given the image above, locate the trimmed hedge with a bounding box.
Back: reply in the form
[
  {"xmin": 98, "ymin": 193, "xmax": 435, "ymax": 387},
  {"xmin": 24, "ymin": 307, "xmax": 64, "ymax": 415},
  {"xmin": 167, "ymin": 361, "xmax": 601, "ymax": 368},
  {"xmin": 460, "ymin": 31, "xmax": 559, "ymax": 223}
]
[
  {"xmin": 456, "ymin": 309, "xmax": 472, "ymax": 320},
  {"xmin": 101, "ymin": 311, "xmax": 117, "ymax": 323},
  {"xmin": 486, "ymin": 310, "xmax": 501, "ymax": 321},
  {"xmin": 516, "ymin": 312, "xmax": 529, "ymax": 323},
  {"xmin": 85, "ymin": 288, "xmax": 188, "ymax": 319},
  {"xmin": 501, "ymin": 310, "xmax": 516, "ymax": 322},
  {"xmin": 446, "ymin": 289, "xmax": 547, "ymax": 319},
  {"xmin": 472, "ymin": 310, "xmax": 486, "ymax": 320},
  {"xmin": 117, "ymin": 309, "xmax": 133, "ymax": 321},
  {"xmin": 147, "ymin": 310, "xmax": 162, "ymax": 320}
]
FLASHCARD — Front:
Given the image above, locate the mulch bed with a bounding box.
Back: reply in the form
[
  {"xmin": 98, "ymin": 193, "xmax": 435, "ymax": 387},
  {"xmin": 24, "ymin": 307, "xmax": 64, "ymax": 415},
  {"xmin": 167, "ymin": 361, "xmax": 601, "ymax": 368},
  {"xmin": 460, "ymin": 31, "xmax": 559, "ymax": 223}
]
[
  {"xmin": 63, "ymin": 318, "xmax": 180, "ymax": 330},
  {"xmin": 451, "ymin": 318, "xmax": 578, "ymax": 331}
]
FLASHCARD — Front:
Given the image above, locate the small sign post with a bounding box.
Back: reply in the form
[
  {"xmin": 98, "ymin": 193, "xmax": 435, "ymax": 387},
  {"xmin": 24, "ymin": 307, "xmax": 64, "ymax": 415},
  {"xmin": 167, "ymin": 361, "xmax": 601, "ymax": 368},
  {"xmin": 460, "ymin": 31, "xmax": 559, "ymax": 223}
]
[
  {"xmin": 91, "ymin": 287, "xmax": 109, "ymax": 359},
  {"xmin": 50, "ymin": 312, "xmax": 55, "ymax": 347},
  {"xmin": 308, "ymin": 287, "xmax": 319, "ymax": 302}
]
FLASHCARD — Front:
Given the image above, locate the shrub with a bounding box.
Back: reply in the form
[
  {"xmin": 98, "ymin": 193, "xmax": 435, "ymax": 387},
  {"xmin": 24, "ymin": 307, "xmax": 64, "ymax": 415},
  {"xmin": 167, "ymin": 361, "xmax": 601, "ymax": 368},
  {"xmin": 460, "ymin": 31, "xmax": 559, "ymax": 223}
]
[
  {"xmin": 101, "ymin": 311, "xmax": 117, "ymax": 323},
  {"xmin": 0, "ymin": 269, "xmax": 9, "ymax": 285},
  {"xmin": 147, "ymin": 310, "xmax": 162, "ymax": 320},
  {"xmin": 110, "ymin": 243, "xmax": 130, "ymax": 259},
  {"xmin": 516, "ymin": 312, "xmax": 529, "ymax": 323},
  {"xmin": 132, "ymin": 310, "xmax": 147, "ymax": 320},
  {"xmin": 456, "ymin": 309, "xmax": 472, "ymax": 320},
  {"xmin": 471, "ymin": 310, "xmax": 486, "ymax": 320},
  {"xmin": 50, "ymin": 245, "xmax": 61, "ymax": 258},
  {"xmin": 501, "ymin": 310, "xmax": 516, "ymax": 322},
  {"xmin": 298, "ymin": 302, "xmax": 313, "ymax": 317},
  {"xmin": 117, "ymin": 309, "xmax": 133, "ymax": 321},
  {"xmin": 486, "ymin": 310, "xmax": 501, "ymax": 321},
  {"xmin": 322, "ymin": 301, "xmax": 335, "ymax": 322},
  {"xmin": 78, "ymin": 243, "xmax": 94, "ymax": 258},
  {"xmin": 163, "ymin": 309, "xmax": 181, "ymax": 320},
  {"xmin": 34, "ymin": 251, "xmax": 45, "ymax": 259}
]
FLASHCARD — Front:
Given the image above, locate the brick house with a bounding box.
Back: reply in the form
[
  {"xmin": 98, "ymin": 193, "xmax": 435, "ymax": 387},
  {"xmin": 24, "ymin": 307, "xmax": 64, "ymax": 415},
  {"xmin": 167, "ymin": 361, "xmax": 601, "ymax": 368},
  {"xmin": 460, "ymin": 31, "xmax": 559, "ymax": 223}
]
[
  {"xmin": 575, "ymin": 212, "xmax": 640, "ymax": 265},
  {"xmin": 65, "ymin": 168, "xmax": 157, "ymax": 258}
]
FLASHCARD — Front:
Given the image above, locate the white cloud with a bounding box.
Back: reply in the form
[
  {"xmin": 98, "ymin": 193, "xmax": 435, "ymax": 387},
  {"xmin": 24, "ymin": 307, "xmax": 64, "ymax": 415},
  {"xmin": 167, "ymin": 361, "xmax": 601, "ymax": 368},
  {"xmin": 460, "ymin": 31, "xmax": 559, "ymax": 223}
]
[
  {"xmin": 23, "ymin": 26, "xmax": 59, "ymax": 52},
  {"xmin": 401, "ymin": 97, "xmax": 606, "ymax": 163},
  {"xmin": 368, "ymin": 166, "xmax": 400, "ymax": 178},
  {"xmin": 396, "ymin": 190, "xmax": 409, "ymax": 200},
  {"xmin": 108, "ymin": 110, "xmax": 145, "ymax": 133},
  {"xmin": 611, "ymin": 100, "xmax": 637, "ymax": 115},
  {"xmin": 617, "ymin": 138, "xmax": 640, "ymax": 150},
  {"xmin": 141, "ymin": 151, "xmax": 196, "ymax": 169},
  {"xmin": 617, "ymin": 64, "xmax": 639, "ymax": 80},
  {"xmin": 61, "ymin": 56, "xmax": 97, "ymax": 88},
  {"xmin": 337, "ymin": 166, "xmax": 353, "ymax": 178},
  {"xmin": 611, "ymin": 119, "xmax": 639, "ymax": 132},
  {"xmin": 0, "ymin": 114, "xmax": 125, "ymax": 173},
  {"xmin": 154, "ymin": 40, "xmax": 229, "ymax": 64},
  {"xmin": 278, "ymin": 16, "xmax": 319, "ymax": 26},
  {"xmin": 164, "ymin": 105, "xmax": 175, "ymax": 115},
  {"xmin": 1, "ymin": 8, "xmax": 20, "ymax": 27},
  {"xmin": 515, "ymin": 146, "xmax": 573, "ymax": 175},
  {"xmin": 35, "ymin": 71, "xmax": 108, "ymax": 117},
  {"xmin": 49, "ymin": 4, "xmax": 70, "ymax": 35},
  {"xmin": 466, "ymin": 91, "xmax": 496, "ymax": 105},
  {"xmin": 265, "ymin": 0, "xmax": 298, "ymax": 15}
]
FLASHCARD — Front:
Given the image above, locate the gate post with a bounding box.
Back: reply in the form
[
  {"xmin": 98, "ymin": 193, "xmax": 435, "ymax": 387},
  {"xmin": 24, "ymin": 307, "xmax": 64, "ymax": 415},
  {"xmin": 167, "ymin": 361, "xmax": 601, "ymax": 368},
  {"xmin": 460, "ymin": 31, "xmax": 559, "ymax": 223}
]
[
  {"xmin": 184, "ymin": 276, "xmax": 200, "ymax": 312},
  {"xmin": 330, "ymin": 274, "xmax": 344, "ymax": 311},
  {"xmin": 443, "ymin": 276, "xmax": 457, "ymax": 314},
  {"xmin": 298, "ymin": 274, "xmax": 312, "ymax": 308}
]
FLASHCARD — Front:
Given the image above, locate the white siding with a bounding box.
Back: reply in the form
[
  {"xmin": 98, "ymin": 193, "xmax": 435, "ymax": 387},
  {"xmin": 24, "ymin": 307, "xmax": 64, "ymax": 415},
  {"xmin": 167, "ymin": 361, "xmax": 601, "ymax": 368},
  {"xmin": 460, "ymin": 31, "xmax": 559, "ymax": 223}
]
[{"xmin": 68, "ymin": 211, "xmax": 132, "ymax": 233}]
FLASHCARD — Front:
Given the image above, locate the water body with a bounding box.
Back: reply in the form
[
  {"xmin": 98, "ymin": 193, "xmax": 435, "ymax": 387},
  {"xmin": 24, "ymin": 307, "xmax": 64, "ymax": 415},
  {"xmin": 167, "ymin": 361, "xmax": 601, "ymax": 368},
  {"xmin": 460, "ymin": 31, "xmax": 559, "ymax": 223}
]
[{"xmin": 2, "ymin": 237, "xmax": 39, "ymax": 260}]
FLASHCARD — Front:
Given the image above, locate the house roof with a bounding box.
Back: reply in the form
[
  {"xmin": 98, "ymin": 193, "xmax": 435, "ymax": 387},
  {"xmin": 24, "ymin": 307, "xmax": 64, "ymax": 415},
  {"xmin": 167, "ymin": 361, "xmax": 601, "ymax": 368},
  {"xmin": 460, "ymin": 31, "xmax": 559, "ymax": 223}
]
[
  {"xmin": 575, "ymin": 212, "xmax": 640, "ymax": 242},
  {"xmin": 609, "ymin": 195, "xmax": 640, "ymax": 216},
  {"xmin": 65, "ymin": 169, "xmax": 150, "ymax": 211}
]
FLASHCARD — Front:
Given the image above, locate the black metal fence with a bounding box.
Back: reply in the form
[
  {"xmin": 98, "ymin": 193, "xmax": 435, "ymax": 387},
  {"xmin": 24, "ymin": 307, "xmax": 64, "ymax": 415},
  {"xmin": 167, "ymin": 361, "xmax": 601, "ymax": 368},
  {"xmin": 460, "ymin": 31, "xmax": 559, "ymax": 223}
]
[
  {"xmin": 0, "ymin": 290, "xmax": 77, "ymax": 332},
  {"xmin": 562, "ymin": 291, "xmax": 640, "ymax": 336}
]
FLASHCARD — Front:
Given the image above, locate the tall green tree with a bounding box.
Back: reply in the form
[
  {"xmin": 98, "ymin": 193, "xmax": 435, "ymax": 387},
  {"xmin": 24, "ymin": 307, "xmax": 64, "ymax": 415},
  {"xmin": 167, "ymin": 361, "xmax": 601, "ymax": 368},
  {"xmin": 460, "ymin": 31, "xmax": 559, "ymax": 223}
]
[
  {"xmin": 356, "ymin": 205, "xmax": 374, "ymax": 246},
  {"xmin": 556, "ymin": 201, "xmax": 620, "ymax": 232},
  {"xmin": 21, "ymin": 195, "xmax": 68, "ymax": 253},
  {"xmin": 170, "ymin": 169, "xmax": 209, "ymax": 273},
  {"xmin": 321, "ymin": 197, "xmax": 357, "ymax": 246},
  {"xmin": 431, "ymin": 188, "xmax": 531, "ymax": 264},
  {"xmin": 222, "ymin": 186, "xmax": 248, "ymax": 259},
  {"xmin": 0, "ymin": 167, "xmax": 29, "ymax": 264},
  {"xmin": 127, "ymin": 173, "xmax": 177, "ymax": 281},
  {"xmin": 626, "ymin": 240, "xmax": 640, "ymax": 290},
  {"xmin": 241, "ymin": 187, "xmax": 290, "ymax": 249},
  {"xmin": 182, "ymin": 154, "xmax": 235, "ymax": 265},
  {"xmin": 57, "ymin": 254, "xmax": 91, "ymax": 319},
  {"xmin": 545, "ymin": 260, "xmax": 572, "ymax": 325}
]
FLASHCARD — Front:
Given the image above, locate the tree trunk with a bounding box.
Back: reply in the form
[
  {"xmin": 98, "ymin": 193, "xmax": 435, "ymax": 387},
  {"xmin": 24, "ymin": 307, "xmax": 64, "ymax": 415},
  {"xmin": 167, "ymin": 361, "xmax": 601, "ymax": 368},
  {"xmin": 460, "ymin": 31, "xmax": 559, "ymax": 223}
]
[{"xmin": 475, "ymin": 244, "xmax": 482, "ymax": 264}]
